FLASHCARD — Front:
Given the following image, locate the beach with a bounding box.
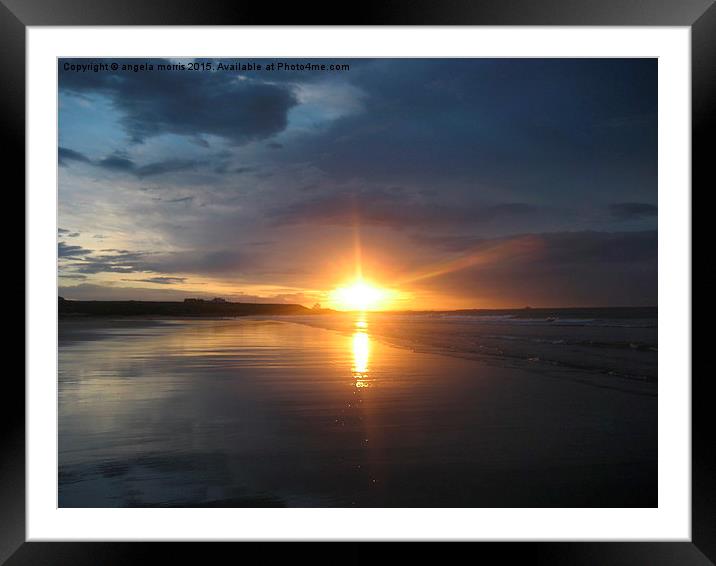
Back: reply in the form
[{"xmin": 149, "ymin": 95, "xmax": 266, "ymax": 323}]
[{"xmin": 59, "ymin": 313, "xmax": 657, "ymax": 507}]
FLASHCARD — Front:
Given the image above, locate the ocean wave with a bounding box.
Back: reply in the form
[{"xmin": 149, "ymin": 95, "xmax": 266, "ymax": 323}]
[
  {"xmin": 288, "ymin": 311, "xmax": 658, "ymax": 384},
  {"xmin": 434, "ymin": 314, "xmax": 656, "ymax": 328}
]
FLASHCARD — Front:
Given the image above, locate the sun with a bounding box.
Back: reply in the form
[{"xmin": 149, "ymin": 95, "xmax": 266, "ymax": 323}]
[{"xmin": 329, "ymin": 280, "xmax": 388, "ymax": 311}]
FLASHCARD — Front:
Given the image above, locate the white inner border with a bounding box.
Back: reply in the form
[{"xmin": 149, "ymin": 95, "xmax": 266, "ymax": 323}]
[{"xmin": 27, "ymin": 27, "xmax": 691, "ymax": 541}]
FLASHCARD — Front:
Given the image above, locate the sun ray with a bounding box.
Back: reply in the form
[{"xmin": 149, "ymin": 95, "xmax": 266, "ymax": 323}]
[{"xmin": 398, "ymin": 235, "xmax": 544, "ymax": 285}]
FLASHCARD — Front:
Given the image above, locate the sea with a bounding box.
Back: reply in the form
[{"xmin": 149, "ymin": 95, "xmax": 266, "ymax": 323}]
[{"xmin": 58, "ymin": 307, "xmax": 657, "ymax": 508}]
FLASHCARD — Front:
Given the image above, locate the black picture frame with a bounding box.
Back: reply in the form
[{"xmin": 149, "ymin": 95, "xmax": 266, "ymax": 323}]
[{"xmin": 6, "ymin": 0, "xmax": 707, "ymax": 563}]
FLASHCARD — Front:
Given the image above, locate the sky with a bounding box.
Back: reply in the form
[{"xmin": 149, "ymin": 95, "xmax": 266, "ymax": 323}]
[{"xmin": 58, "ymin": 58, "xmax": 657, "ymax": 310}]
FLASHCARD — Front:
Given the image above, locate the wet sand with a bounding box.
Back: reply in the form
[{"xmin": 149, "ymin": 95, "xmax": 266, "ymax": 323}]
[{"xmin": 58, "ymin": 317, "xmax": 657, "ymax": 507}]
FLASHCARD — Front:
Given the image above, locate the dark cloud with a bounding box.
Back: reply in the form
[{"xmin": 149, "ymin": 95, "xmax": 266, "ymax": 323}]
[
  {"xmin": 212, "ymin": 160, "xmax": 257, "ymax": 175},
  {"xmin": 416, "ymin": 230, "xmax": 656, "ymax": 264},
  {"xmin": 96, "ymin": 153, "xmax": 197, "ymax": 177},
  {"xmin": 143, "ymin": 250, "xmax": 249, "ymax": 276},
  {"xmin": 58, "ymin": 242, "xmax": 92, "ymax": 259},
  {"xmin": 123, "ymin": 276, "xmax": 187, "ymax": 285},
  {"xmin": 59, "ymin": 58, "xmax": 299, "ymax": 145},
  {"xmin": 274, "ymin": 59, "xmax": 656, "ymax": 202},
  {"xmin": 59, "ymin": 247, "xmax": 251, "ymax": 278},
  {"xmin": 271, "ymin": 187, "xmax": 535, "ymax": 228},
  {"xmin": 97, "ymin": 154, "xmax": 135, "ymax": 172},
  {"xmin": 58, "ymin": 147, "xmax": 91, "ymax": 166},
  {"xmin": 488, "ymin": 203, "xmax": 535, "ymax": 216},
  {"xmin": 60, "ymin": 249, "xmax": 150, "ymax": 274},
  {"xmin": 537, "ymin": 230, "xmax": 656, "ymax": 264},
  {"xmin": 61, "ymin": 147, "xmax": 200, "ymax": 178},
  {"xmin": 135, "ymin": 159, "xmax": 198, "ymax": 177},
  {"xmin": 412, "ymin": 230, "xmax": 657, "ymax": 307},
  {"xmin": 608, "ymin": 202, "xmax": 658, "ymax": 220},
  {"xmin": 163, "ymin": 196, "xmax": 194, "ymax": 204}
]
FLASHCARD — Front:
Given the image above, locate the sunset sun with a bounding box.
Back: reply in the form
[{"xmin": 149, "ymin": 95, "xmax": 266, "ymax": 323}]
[{"xmin": 329, "ymin": 280, "xmax": 388, "ymax": 311}]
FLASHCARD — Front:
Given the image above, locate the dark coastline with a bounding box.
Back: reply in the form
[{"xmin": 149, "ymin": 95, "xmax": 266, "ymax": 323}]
[{"xmin": 58, "ymin": 298, "xmax": 318, "ymax": 317}]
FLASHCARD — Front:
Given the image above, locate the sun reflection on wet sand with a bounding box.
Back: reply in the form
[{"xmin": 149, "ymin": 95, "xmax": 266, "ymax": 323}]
[{"xmin": 351, "ymin": 317, "xmax": 372, "ymax": 388}]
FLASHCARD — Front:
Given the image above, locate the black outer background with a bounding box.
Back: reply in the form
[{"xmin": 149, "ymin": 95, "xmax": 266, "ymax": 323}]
[{"xmin": 4, "ymin": 0, "xmax": 709, "ymax": 563}]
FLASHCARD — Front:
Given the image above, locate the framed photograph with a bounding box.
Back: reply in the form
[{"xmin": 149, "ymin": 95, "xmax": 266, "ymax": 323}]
[{"xmin": 9, "ymin": 0, "xmax": 707, "ymax": 563}]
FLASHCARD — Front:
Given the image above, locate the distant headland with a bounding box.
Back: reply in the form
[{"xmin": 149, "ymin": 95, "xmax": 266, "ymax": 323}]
[{"xmin": 58, "ymin": 296, "xmax": 330, "ymax": 317}]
